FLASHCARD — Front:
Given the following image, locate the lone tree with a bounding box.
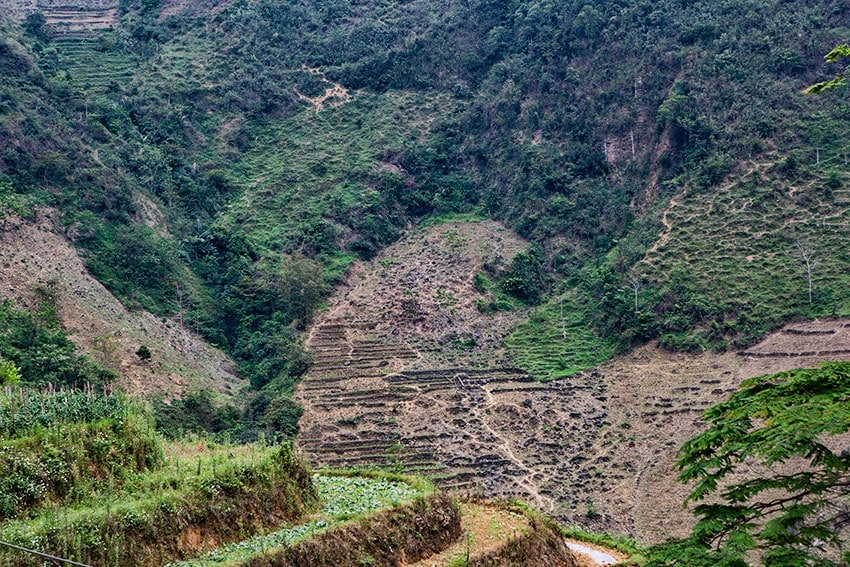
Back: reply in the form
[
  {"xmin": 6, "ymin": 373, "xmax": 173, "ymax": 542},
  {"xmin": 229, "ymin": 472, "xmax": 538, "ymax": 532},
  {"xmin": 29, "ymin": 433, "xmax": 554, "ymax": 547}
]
[
  {"xmin": 648, "ymin": 362, "xmax": 850, "ymax": 566},
  {"xmin": 795, "ymin": 239, "xmax": 816, "ymax": 304},
  {"xmin": 136, "ymin": 345, "xmax": 152, "ymax": 361},
  {"xmin": 624, "ymin": 274, "xmax": 642, "ymax": 314}
]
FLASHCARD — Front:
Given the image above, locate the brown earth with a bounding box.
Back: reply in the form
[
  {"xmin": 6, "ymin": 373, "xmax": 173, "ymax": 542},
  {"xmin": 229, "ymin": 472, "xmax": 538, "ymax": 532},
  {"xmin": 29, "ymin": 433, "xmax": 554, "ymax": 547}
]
[
  {"xmin": 406, "ymin": 502, "xmax": 532, "ymax": 567},
  {"xmin": 0, "ymin": 209, "xmax": 245, "ymax": 402},
  {"xmin": 296, "ymin": 219, "xmax": 850, "ymax": 546},
  {"xmin": 296, "ymin": 66, "xmax": 353, "ymax": 112}
]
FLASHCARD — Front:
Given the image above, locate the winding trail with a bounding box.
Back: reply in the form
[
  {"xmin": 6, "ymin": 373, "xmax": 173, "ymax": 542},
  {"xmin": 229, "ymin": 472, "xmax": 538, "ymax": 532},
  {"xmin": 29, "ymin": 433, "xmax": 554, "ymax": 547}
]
[{"xmin": 480, "ymin": 386, "xmax": 556, "ymax": 514}]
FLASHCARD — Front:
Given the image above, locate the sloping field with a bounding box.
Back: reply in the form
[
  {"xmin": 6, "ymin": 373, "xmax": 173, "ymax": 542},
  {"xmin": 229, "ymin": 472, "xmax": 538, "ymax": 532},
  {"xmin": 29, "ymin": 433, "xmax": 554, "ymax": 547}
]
[
  {"xmin": 52, "ymin": 37, "xmax": 138, "ymax": 92},
  {"xmin": 297, "ymin": 220, "xmax": 850, "ymax": 544},
  {"xmin": 0, "ymin": 209, "xmax": 245, "ymax": 401}
]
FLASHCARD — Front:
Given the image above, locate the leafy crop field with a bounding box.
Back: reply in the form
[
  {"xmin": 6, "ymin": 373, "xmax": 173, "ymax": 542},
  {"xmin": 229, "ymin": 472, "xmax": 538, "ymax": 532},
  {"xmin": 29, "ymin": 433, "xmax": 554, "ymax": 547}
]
[{"xmin": 169, "ymin": 473, "xmax": 424, "ymax": 566}]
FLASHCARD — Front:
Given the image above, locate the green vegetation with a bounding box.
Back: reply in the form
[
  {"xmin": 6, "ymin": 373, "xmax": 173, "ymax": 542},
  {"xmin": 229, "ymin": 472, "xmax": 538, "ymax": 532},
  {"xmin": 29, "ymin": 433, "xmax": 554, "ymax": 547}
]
[
  {"xmin": 0, "ymin": 301, "xmax": 117, "ymax": 387},
  {"xmin": 507, "ymin": 291, "xmax": 617, "ymax": 380},
  {"xmin": 0, "ymin": 441, "xmax": 317, "ymax": 566},
  {"xmin": 647, "ymin": 362, "xmax": 850, "ymax": 566},
  {"xmin": 171, "ymin": 473, "xmax": 425, "ymax": 566},
  {"xmin": 0, "ymin": 385, "xmax": 135, "ymax": 438},
  {"xmin": 0, "ymin": 413, "xmax": 161, "ymax": 520},
  {"xmin": 806, "ymin": 44, "xmax": 850, "ymax": 94},
  {"xmin": 1, "ymin": 0, "xmax": 849, "ymax": 428}
]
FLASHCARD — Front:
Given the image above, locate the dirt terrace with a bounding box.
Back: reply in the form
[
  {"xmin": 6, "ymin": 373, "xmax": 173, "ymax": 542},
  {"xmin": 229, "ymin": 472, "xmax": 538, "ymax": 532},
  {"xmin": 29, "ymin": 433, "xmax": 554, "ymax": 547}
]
[{"xmin": 297, "ymin": 220, "xmax": 850, "ymax": 544}]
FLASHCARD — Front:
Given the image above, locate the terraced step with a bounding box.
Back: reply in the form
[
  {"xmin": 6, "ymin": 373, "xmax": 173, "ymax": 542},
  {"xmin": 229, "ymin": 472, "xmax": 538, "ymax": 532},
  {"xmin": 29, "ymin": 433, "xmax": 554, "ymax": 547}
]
[{"xmin": 50, "ymin": 38, "xmax": 138, "ymax": 92}]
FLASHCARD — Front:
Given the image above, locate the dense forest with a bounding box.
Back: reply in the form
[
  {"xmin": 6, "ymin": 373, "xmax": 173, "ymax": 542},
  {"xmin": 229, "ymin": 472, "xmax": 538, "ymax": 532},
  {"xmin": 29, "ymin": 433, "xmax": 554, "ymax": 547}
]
[{"xmin": 1, "ymin": 0, "xmax": 849, "ymax": 435}]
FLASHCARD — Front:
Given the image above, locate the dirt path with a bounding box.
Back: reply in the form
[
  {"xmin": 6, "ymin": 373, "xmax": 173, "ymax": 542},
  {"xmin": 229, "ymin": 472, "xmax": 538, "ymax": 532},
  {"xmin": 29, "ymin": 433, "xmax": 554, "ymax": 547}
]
[
  {"xmin": 404, "ymin": 502, "xmax": 530, "ymax": 567},
  {"xmin": 645, "ymin": 198, "xmax": 678, "ymax": 256},
  {"xmin": 297, "ymin": 66, "xmax": 352, "ymax": 112},
  {"xmin": 480, "ymin": 385, "xmax": 556, "ymax": 514},
  {"xmin": 564, "ymin": 541, "xmax": 626, "ymax": 566}
]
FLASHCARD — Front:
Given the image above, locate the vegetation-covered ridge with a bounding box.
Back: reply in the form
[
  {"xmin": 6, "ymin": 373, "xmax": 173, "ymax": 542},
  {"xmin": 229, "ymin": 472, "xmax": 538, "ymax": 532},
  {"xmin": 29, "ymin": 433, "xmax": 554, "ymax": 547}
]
[{"xmin": 0, "ymin": 0, "xmax": 847, "ymax": 420}]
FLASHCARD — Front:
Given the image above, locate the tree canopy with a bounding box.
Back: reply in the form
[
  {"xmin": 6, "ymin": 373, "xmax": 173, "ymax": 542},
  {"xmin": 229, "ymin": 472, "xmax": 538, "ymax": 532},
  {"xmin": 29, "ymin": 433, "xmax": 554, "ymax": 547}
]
[{"xmin": 648, "ymin": 362, "xmax": 850, "ymax": 566}]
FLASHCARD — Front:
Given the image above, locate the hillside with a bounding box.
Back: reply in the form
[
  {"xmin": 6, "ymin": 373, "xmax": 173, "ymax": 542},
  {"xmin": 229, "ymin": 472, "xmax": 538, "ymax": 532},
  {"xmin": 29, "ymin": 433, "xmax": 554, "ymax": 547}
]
[
  {"xmin": 0, "ymin": 0, "xmax": 847, "ymax": 364},
  {"xmin": 0, "ymin": 0, "xmax": 850, "ymax": 560},
  {"xmin": 296, "ymin": 220, "xmax": 850, "ymax": 543},
  {"xmin": 0, "ymin": 209, "xmax": 244, "ymax": 400}
]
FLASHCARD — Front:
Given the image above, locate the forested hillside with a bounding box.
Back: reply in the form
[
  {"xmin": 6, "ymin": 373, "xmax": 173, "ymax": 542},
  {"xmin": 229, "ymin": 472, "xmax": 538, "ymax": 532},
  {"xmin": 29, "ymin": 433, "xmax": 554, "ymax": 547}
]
[{"xmin": 1, "ymin": 0, "xmax": 849, "ymax": 435}]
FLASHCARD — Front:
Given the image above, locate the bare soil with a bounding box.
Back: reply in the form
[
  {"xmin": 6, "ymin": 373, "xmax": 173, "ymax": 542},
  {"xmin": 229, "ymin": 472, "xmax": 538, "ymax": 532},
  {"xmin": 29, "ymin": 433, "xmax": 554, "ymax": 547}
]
[
  {"xmin": 296, "ymin": 219, "xmax": 850, "ymax": 545},
  {"xmin": 405, "ymin": 502, "xmax": 531, "ymax": 567},
  {"xmin": 296, "ymin": 66, "xmax": 353, "ymax": 112},
  {"xmin": 0, "ymin": 209, "xmax": 245, "ymax": 402}
]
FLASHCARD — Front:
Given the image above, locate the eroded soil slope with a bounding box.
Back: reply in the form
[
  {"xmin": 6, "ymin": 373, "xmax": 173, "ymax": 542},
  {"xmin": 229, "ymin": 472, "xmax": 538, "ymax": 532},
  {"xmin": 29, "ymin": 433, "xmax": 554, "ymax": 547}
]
[
  {"xmin": 0, "ymin": 209, "xmax": 244, "ymax": 401},
  {"xmin": 297, "ymin": 219, "xmax": 850, "ymax": 544}
]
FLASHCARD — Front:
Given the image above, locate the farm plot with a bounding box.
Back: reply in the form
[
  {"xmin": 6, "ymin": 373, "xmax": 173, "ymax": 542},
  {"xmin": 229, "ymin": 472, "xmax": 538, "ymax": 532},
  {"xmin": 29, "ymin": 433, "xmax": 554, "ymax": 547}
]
[
  {"xmin": 52, "ymin": 38, "xmax": 138, "ymax": 93},
  {"xmin": 168, "ymin": 474, "xmax": 424, "ymax": 566},
  {"xmin": 298, "ymin": 323, "xmax": 614, "ymax": 519},
  {"xmin": 295, "ymin": 223, "xmax": 620, "ymax": 524}
]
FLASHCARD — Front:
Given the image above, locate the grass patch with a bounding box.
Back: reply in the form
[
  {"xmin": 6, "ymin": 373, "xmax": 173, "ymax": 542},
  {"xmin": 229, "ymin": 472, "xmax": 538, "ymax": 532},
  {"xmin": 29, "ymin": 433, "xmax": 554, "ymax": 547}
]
[
  {"xmin": 507, "ymin": 290, "xmax": 617, "ymax": 380},
  {"xmin": 220, "ymin": 90, "xmax": 461, "ymax": 262},
  {"xmin": 638, "ymin": 160, "xmax": 850, "ymax": 350}
]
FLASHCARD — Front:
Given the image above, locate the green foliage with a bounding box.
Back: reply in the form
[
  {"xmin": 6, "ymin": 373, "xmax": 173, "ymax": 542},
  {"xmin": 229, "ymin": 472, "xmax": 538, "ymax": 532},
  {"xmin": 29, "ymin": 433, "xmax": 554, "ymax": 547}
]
[
  {"xmin": 499, "ymin": 244, "xmax": 546, "ymax": 304},
  {"xmin": 2, "ymin": 0, "xmax": 849, "ymax": 430},
  {"xmin": 135, "ymin": 344, "xmax": 152, "ymax": 361},
  {"xmin": 0, "ymin": 358, "xmax": 21, "ymax": 385},
  {"xmin": 648, "ymin": 362, "xmax": 850, "ymax": 566},
  {"xmin": 805, "ymin": 44, "xmax": 850, "ymax": 94},
  {"xmin": 0, "ymin": 386, "xmax": 134, "ymax": 438},
  {"xmin": 153, "ymin": 389, "xmax": 239, "ymax": 440},
  {"xmin": 507, "ymin": 290, "xmax": 617, "ymax": 380},
  {"xmin": 22, "ymin": 13, "xmax": 48, "ymax": 44},
  {"xmin": 0, "ymin": 302, "xmax": 117, "ymax": 387},
  {"xmin": 154, "ymin": 387, "xmax": 305, "ymax": 443},
  {"xmin": 0, "ymin": 443, "xmax": 317, "ymax": 566},
  {"xmin": 0, "ymin": 413, "xmax": 162, "ymax": 520}
]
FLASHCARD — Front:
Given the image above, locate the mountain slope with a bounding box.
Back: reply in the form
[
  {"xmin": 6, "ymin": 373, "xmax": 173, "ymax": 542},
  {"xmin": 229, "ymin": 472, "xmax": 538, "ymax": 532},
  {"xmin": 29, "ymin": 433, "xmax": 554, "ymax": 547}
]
[
  {"xmin": 296, "ymin": 220, "xmax": 850, "ymax": 542},
  {"xmin": 0, "ymin": 209, "xmax": 244, "ymax": 400}
]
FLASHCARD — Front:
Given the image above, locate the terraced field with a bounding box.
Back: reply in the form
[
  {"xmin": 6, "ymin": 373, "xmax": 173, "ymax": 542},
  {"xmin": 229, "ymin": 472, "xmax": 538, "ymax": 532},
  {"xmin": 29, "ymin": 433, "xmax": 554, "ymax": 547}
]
[
  {"xmin": 53, "ymin": 37, "xmax": 138, "ymax": 93},
  {"xmin": 296, "ymin": 222, "xmax": 620, "ymax": 522},
  {"xmin": 297, "ymin": 317, "xmax": 613, "ymax": 516},
  {"xmin": 296, "ymin": 220, "xmax": 850, "ymax": 544},
  {"xmin": 34, "ymin": 0, "xmax": 119, "ymax": 39}
]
